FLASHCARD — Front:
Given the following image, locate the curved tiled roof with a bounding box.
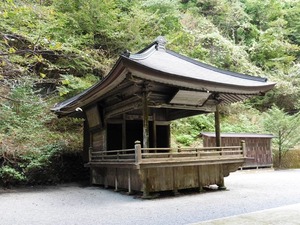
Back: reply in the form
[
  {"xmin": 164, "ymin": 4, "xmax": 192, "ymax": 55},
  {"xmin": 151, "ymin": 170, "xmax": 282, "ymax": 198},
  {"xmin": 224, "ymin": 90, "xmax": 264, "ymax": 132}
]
[{"xmin": 51, "ymin": 36, "xmax": 275, "ymax": 117}]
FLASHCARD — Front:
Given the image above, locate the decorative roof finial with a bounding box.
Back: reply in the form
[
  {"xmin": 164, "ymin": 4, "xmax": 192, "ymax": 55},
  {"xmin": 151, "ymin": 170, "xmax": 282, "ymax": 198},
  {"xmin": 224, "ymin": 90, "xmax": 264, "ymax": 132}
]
[
  {"xmin": 155, "ymin": 36, "xmax": 167, "ymax": 50},
  {"xmin": 122, "ymin": 49, "xmax": 131, "ymax": 57}
]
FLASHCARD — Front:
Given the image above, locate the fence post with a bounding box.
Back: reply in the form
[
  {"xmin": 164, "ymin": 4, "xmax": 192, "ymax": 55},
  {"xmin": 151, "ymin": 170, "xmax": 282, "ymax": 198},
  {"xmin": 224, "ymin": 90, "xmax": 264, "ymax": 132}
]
[
  {"xmin": 241, "ymin": 140, "xmax": 246, "ymax": 157},
  {"xmin": 135, "ymin": 140, "xmax": 142, "ymax": 164}
]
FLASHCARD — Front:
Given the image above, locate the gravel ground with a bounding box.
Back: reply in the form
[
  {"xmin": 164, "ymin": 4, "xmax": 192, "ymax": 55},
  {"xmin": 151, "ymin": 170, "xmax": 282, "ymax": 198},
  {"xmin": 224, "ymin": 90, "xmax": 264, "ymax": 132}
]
[{"xmin": 0, "ymin": 169, "xmax": 300, "ymax": 225}]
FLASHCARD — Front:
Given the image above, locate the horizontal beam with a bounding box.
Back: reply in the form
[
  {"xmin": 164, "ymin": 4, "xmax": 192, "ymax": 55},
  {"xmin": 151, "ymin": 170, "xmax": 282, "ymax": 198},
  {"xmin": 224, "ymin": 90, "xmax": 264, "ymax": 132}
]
[
  {"xmin": 105, "ymin": 96, "xmax": 141, "ymax": 118},
  {"xmin": 138, "ymin": 158, "xmax": 245, "ymax": 169},
  {"xmin": 153, "ymin": 103, "xmax": 216, "ymax": 111},
  {"xmin": 87, "ymin": 159, "xmax": 245, "ymax": 169}
]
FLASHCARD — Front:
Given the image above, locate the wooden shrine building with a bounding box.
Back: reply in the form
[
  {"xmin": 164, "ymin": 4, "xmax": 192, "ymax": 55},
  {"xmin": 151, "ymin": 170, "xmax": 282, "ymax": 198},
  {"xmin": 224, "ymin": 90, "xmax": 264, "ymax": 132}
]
[
  {"xmin": 52, "ymin": 37, "xmax": 275, "ymax": 197},
  {"xmin": 201, "ymin": 133, "xmax": 274, "ymax": 169}
]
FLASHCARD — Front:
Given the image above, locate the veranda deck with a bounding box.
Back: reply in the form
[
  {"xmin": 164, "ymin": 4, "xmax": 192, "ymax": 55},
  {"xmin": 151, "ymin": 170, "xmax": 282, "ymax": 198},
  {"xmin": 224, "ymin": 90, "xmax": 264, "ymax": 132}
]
[{"xmin": 86, "ymin": 141, "xmax": 246, "ymax": 197}]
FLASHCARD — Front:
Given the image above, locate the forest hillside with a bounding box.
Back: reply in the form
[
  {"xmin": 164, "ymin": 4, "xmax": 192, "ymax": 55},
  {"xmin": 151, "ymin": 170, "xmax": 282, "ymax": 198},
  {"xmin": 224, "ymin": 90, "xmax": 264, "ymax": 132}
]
[{"xmin": 0, "ymin": 0, "xmax": 300, "ymax": 185}]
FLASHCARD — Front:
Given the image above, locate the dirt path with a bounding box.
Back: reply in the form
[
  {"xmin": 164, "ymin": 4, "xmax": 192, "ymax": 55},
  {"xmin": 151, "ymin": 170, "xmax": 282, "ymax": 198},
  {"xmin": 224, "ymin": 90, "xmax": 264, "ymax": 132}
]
[{"xmin": 1, "ymin": 169, "xmax": 300, "ymax": 225}]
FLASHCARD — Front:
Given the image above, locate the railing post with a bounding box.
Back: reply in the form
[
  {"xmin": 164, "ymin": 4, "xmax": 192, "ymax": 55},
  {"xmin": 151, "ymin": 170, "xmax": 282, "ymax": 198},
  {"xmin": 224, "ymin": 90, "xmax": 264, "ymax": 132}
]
[
  {"xmin": 219, "ymin": 147, "xmax": 223, "ymax": 156},
  {"xmin": 241, "ymin": 140, "xmax": 246, "ymax": 157},
  {"xmin": 135, "ymin": 140, "xmax": 142, "ymax": 164}
]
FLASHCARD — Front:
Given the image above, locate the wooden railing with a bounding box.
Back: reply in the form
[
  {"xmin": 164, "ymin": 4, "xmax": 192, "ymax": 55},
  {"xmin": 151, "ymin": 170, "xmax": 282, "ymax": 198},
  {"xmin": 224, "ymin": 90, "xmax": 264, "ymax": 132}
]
[{"xmin": 90, "ymin": 140, "xmax": 246, "ymax": 164}]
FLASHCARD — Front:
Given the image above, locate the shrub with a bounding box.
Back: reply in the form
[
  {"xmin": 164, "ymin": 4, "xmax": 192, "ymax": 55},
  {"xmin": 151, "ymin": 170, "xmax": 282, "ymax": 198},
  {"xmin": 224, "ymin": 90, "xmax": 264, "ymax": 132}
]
[
  {"xmin": 0, "ymin": 81, "xmax": 87, "ymax": 187},
  {"xmin": 176, "ymin": 134, "xmax": 194, "ymax": 146},
  {"xmin": 0, "ymin": 165, "xmax": 26, "ymax": 187},
  {"xmin": 21, "ymin": 143, "xmax": 63, "ymax": 184},
  {"xmin": 273, "ymin": 150, "xmax": 300, "ymax": 169}
]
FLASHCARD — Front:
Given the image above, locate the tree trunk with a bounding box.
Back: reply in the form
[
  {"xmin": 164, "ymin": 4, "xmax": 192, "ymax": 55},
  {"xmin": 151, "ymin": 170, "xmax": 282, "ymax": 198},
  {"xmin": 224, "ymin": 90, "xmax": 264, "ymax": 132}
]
[{"xmin": 278, "ymin": 149, "xmax": 282, "ymax": 168}]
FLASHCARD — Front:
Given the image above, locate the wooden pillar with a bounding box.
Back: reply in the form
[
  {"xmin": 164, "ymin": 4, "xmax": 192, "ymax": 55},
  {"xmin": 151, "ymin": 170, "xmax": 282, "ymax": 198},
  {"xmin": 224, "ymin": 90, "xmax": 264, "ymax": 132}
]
[
  {"xmin": 153, "ymin": 113, "xmax": 157, "ymax": 148},
  {"xmin": 114, "ymin": 168, "xmax": 118, "ymax": 192},
  {"xmin": 88, "ymin": 147, "xmax": 92, "ymax": 162},
  {"xmin": 214, "ymin": 104, "xmax": 221, "ymax": 147},
  {"xmin": 122, "ymin": 114, "xmax": 126, "ymax": 149},
  {"xmin": 127, "ymin": 169, "xmax": 132, "ymax": 195},
  {"xmin": 140, "ymin": 169, "xmax": 150, "ymax": 199},
  {"xmin": 83, "ymin": 120, "xmax": 90, "ymax": 163},
  {"xmin": 217, "ymin": 176, "xmax": 226, "ymax": 190},
  {"xmin": 142, "ymin": 88, "xmax": 149, "ymax": 148},
  {"xmin": 217, "ymin": 164, "xmax": 226, "ymax": 190},
  {"xmin": 172, "ymin": 167, "xmax": 179, "ymax": 196},
  {"xmin": 198, "ymin": 165, "xmax": 204, "ymax": 192},
  {"xmin": 215, "ymin": 104, "xmax": 225, "ymax": 190},
  {"xmin": 103, "ymin": 120, "xmax": 107, "ymax": 151},
  {"xmin": 104, "ymin": 172, "xmax": 108, "ymax": 189}
]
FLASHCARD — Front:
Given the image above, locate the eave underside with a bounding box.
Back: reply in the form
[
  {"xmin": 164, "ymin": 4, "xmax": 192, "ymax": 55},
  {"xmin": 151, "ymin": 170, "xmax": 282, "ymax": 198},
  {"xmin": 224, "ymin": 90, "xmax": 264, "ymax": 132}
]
[
  {"xmin": 86, "ymin": 75, "xmax": 258, "ymax": 121},
  {"xmin": 53, "ymin": 63, "xmax": 270, "ymax": 119}
]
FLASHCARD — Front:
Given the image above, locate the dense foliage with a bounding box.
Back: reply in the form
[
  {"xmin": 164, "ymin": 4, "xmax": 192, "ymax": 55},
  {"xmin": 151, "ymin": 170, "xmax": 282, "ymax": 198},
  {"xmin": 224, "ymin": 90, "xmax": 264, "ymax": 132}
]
[
  {"xmin": 0, "ymin": 0, "xmax": 300, "ymax": 185},
  {"xmin": 263, "ymin": 106, "xmax": 300, "ymax": 167}
]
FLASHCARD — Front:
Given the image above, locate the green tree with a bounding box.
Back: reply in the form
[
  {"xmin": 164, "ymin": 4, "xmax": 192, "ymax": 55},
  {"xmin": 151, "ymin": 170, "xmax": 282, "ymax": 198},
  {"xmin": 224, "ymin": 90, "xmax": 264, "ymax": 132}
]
[
  {"xmin": 263, "ymin": 106, "xmax": 300, "ymax": 168},
  {"xmin": 248, "ymin": 63, "xmax": 300, "ymax": 112},
  {"xmin": 283, "ymin": 0, "xmax": 300, "ymax": 45}
]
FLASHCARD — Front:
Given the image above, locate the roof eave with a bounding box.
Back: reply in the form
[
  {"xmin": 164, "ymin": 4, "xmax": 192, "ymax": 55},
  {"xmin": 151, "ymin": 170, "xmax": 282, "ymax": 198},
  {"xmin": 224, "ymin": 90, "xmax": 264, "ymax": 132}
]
[
  {"xmin": 51, "ymin": 57, "xmax": 128, "ymax": 116},
  {"xmin": 122, "ymin": 57, "xmax": 276, "ymax": 95}
]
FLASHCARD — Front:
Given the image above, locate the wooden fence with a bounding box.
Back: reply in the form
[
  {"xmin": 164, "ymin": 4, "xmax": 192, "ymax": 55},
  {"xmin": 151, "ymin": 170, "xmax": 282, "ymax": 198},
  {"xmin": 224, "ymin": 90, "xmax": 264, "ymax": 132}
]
[{"xmin": 90, "ymin": 140, "xmax": 246, "ymax": 165}]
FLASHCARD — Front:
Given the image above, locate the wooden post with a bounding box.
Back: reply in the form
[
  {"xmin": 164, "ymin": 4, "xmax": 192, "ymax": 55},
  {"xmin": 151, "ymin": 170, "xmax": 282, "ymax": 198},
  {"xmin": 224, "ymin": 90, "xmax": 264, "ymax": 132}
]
[
  {"xmin": 104, "ymin": 175, "xmax": 108, "ymax": 189},
  {"xmin": 172, "ymin": 167, "xmax": 179, "ymax": 196},
  {"xmin": 142, "ymin": 88, "xmax": 149, "ymax": 148},
  {"xmin": 135, "ymin": 140, "xmax": 142, "ymax": 165},
  {"xmin": 198, "ymin": 165, "xmax": 204, "ymax": 192},
  {"xmin": 122, "ymin": 115, "xmax": 126, "ymax": 149},
  {"xmin": 214, "ymin": 104, "xmax": 221, "ymax": 147},
  {"xmin": 114, "ymin": 168, "xmax": 118, "ymax": 192},
  {"xmin": 141, "ymin": 169, "xmax": 150, "ymax": 199},
  {"xmin": 103, "ymin": 120, "xmax": 107, "ymax": 151},
  {"xmin": 215, "ymin": 105, "xmax": 226, "ymax": 191},
  {"xmin": 217, "ymin": 165, "xmax": 226, "ymax": 190},
  {"xmin": 153, "ymin": 113, "xmax": 157, "ymax": 149},
  {"xmin": 83, "ymin": 120, "xmax": 90, "ymax": 163},
  {"xmin": 127, "ymin": 169, "xmax": 132, "ymax": 195},
  {"xmin": 218, "ymin": 176, "xmax": 226, "ymax": 190},
  {"xmin": 88, "ymin": 147, "xmax": 92, "ymax": 162},
  {"xmin": 197, "ymin": 148, "xmax": 200, "ymax": 158},
  {"xmin": 241, "ymin": 140, "xmax": 246, "ymax": 157}
]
